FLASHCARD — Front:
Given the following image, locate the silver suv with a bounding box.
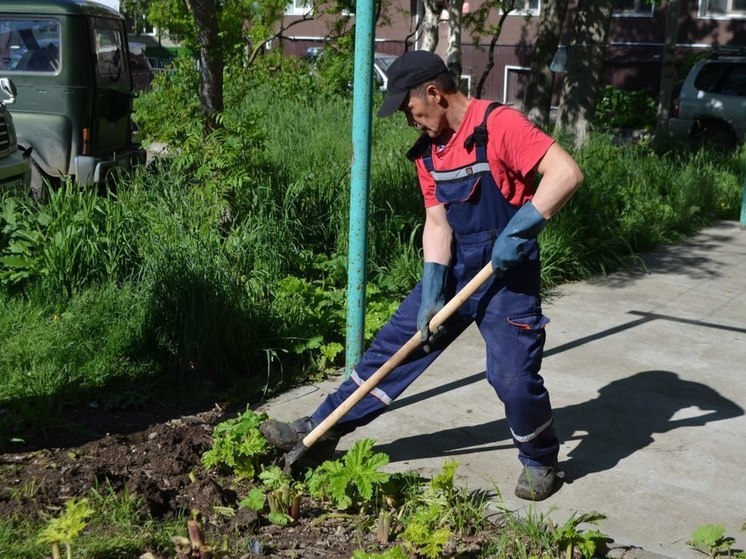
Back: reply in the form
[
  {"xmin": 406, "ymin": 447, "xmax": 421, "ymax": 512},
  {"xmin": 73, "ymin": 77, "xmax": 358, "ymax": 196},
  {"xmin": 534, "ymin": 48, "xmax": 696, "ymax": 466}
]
[{"xmin": 669, "ymin": 50, "xmax": 746, "ymax": 149}]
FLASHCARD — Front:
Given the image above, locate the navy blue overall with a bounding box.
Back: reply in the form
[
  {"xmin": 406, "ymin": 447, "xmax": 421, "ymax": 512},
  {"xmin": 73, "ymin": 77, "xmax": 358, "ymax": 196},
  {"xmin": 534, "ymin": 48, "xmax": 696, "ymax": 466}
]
[{"xmin": 312, "ymin": 103, "xmax": 559, "ymax": 467}]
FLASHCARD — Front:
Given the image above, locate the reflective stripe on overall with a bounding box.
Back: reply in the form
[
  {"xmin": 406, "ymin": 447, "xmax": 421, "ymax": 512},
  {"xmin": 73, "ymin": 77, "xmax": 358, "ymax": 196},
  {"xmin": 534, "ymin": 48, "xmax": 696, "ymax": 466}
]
[{"xmin": 312, "ymin": 103, "xmax": 559, "ymax": 467}]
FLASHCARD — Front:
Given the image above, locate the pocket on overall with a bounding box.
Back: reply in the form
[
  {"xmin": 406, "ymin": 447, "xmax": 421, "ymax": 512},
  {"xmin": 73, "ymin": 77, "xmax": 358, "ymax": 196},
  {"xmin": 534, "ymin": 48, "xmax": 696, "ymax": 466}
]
[
  {"xmin": 504, "ymin": 311, "xmax": 550, "ymax": 373},
  {"xmin": 507, "ymin": 312, "xmax": 550, "ymax": 332},
  {"xmin": 435, "ymin": 175, "xmax": 481, "ymax": 205}
]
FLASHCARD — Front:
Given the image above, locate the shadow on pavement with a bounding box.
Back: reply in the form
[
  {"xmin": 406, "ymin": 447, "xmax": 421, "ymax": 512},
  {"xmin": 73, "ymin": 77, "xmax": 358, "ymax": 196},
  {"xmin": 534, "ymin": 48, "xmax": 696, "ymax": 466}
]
[{"xmin": 376, "ymin": 370, "xmax": 743, "ymax": 482}]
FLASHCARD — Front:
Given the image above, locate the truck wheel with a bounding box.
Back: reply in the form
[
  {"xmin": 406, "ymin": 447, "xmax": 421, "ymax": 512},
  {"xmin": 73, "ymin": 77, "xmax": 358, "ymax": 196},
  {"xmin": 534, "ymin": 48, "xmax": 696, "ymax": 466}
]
[{"xmin": 29, "ymin": 158, "xmax": 55, "ymax": 201}]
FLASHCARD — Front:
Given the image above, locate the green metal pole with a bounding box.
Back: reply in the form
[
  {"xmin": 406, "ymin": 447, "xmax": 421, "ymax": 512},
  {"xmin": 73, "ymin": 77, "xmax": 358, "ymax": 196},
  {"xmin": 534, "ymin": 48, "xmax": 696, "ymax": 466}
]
[{"xmin": 345, "ymin": 0, "xmax": 375, "ymax": 377}]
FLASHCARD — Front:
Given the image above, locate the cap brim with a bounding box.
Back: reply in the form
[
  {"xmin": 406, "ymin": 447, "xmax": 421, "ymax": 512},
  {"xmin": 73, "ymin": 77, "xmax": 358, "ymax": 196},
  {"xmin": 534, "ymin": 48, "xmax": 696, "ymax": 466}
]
[{"xmin": 377, "ymin": 90, "xmax": 408, "ymax": 117}]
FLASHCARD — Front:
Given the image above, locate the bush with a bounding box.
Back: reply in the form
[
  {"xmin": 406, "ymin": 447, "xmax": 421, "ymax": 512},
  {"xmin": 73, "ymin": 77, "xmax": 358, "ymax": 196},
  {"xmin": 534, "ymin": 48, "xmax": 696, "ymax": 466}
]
[{"xmin": 594, "ymin": 85, "xmax": 657, "ymax": 130}]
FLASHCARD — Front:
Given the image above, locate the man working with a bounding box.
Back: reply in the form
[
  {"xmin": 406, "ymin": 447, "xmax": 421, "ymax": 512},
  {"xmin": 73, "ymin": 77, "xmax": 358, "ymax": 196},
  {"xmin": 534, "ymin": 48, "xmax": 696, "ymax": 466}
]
[{"xmin": 261, "ymin": 50, "xmax": 583, "ymax": 501}]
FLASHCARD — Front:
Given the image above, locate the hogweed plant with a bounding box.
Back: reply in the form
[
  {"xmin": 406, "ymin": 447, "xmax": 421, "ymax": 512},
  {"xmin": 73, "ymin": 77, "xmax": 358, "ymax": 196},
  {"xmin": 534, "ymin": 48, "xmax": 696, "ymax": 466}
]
[
  {"xmin": 37, "ymin": 497, "xmax": 94, "ymax": 559},
  {"xmin": 688, "ymin": 524, "xmax": 746, "ymax": 558},
  {"xmin": 306, "ymin": 438, "xmax": 390, "ymax": 511},
  {"xmin": 239, "ymin": 465, "xmax": 302, "ymax": 526},
  {"xmin": 201, "ymin": 408, "xmax": 270, "ymax": 479}
]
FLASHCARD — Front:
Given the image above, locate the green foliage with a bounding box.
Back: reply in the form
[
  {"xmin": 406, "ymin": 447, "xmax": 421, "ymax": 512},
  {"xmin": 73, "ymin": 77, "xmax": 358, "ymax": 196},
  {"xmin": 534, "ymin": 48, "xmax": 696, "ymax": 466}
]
[
  {"xmin": 133, "ymin": 53, "xmax": 201, "ymax": 144},
  {"xmin": 0, "ymin": 183, "xmax": 140, "ymax": 296},
  {"xmin": 202, "ymin": 408, "xmax": 270, "ymax": 479},
  {"xmin": 143, "ymin": 0, "xmax": 285, "ymax": 57},
  {"xmin": 313, "ymin": 33, "xmax": 357, "ymax": 96},
  {"xmin": 352, "ymin": 547, "xmax": 410, "ymax": 559},
  {"xmin": 594, "ymin": 85, "xmax": 657, "ymax": 130},
  {"xmin": 688, "ymin": 524, "xmax": 746, "ymax": 558},
  {"xmin": 552, "ymin": 512, "xmax": 608, "ymax": 559},
  {"xmin": 307, "ymin": 438, "xmax": 390, "ymax": 510},
  {"xmin": 396, "ymin": 461, "xmax": 487, "ymax": 558},
  {"xmin": 401, "ymin": 519, "xmax": 451, "ymax": 559},
  {"xmin": 37, "ymin": 497, "xmax": 94, "ymax": 559},
  {"xmin": 239, "ymin": 487, "xmax": 266, "ymax": 512}
]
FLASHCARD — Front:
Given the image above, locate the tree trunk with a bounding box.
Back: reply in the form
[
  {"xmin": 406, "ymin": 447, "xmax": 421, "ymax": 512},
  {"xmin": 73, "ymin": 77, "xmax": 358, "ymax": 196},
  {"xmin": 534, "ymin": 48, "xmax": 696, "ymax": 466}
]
[
  {"xmin": 523, "ymin": 0, "xmax": 569, "ymax": 128},
  {"xmin": 421, "ymin": 0, "xmax": 443, "ymax": 52},
  {"xmin": 446, "ymin": 0, "xmax": 464, "ymax": 79},
  {"xmin": 185, "ymin": 0, "xmax": 223, "ymax": 134},
  {"xmin": 475, "ymin": 8, "xmax": 512, "ymax": 99},
  {"xmin": 655, "ymin": 0, "xmax": 680, "ymax": 144},
  {"xmin": 554, "ymin": 0, "xmax": 613, "ymax": 148}
]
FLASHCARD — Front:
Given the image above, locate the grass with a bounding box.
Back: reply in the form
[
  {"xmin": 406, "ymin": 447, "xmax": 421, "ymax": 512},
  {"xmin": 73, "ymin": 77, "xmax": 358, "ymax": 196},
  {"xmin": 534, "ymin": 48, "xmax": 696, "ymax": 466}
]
[{"xmin": 0, "ymin": 484, "xmax": 186, "ymax": 559}]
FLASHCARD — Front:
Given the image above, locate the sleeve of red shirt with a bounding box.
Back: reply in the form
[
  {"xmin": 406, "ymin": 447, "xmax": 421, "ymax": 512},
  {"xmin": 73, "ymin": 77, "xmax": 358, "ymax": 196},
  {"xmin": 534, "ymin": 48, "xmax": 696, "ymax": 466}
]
[
  {"xmin": 417, "ymin": 156, "xmax": 439, "ymax": 208},
  {"xmin": 488, "ymin": 107, "xmax": 554, "ymax": 179}
]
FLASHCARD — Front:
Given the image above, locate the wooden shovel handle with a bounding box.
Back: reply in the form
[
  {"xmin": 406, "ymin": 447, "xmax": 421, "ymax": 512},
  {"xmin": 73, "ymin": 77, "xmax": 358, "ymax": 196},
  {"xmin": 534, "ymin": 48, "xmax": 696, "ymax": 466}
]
[{"xmin": 302, "ymin": 262, "xmax": 494, "ymax": 448}]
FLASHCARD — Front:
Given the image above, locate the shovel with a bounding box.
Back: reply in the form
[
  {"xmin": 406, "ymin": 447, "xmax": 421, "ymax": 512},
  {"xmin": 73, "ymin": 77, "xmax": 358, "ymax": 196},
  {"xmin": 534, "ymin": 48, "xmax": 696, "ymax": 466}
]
[{"xmin": 283, "ymin": 261, "xmax": 495, "ymax": 470}]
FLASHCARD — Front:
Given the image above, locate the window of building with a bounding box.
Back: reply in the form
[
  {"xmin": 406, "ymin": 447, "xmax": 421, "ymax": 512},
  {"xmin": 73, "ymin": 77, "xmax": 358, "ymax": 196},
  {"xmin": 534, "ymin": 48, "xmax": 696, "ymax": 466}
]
[
  {"xmin": 504, "ymin": 0, "xmax": 538, "ymax": 15},
  {"xmin": 612, "ymin": 0, "xmax": 654, "ymax": 16},
  {"xmin": 285, "ymin": 0, "xmax": 312, "ymax": 16},
  {"xmin": 517, "ymin": 0, "xmax": 539, "ymax": 15},
  {"xmin": 700, "ymin": 0, "xmax": 746, "ymax": 18}
]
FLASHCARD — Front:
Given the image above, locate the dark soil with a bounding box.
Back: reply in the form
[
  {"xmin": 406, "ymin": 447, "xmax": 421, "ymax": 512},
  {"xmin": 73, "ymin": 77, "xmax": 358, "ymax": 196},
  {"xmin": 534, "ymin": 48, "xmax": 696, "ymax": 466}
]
[{"xmin": 0, "ymin": 403, "xmax": 486, "ymax": 558}]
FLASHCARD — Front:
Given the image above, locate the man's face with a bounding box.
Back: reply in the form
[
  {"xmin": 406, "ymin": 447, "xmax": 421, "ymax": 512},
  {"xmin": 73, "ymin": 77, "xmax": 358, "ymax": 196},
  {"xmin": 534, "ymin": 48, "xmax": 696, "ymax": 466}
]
[{"xmin": 401, "ymin": 86, "xmax": 445, "ymax": 138}]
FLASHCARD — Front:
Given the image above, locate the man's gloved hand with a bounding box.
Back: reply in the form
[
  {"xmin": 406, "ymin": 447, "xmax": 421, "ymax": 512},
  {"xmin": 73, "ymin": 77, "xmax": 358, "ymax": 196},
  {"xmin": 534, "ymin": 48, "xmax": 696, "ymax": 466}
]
[
  {"xmin": 417, "ymin": 262, "xmax": 448, "ymax": 350},
  {"xmin": 491, "ymin": 201, "xmax": 548, "ymax": 276}
]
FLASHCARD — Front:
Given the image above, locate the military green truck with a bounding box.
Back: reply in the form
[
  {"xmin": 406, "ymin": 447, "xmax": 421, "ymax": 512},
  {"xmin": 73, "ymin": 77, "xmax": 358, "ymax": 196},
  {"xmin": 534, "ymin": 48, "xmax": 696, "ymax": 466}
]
[{"xmin": 0, "ymin": 0, "xmax": 146, "ymax": 198}]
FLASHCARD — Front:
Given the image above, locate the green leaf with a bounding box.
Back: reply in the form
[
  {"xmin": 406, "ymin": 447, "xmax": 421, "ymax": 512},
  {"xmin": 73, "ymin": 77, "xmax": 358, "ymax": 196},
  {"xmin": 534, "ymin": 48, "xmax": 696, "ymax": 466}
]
[
  {"xmin": 239, "ymin": 488, "xmax": 266, "ymax": 511},
  {"xmin": 267, "ymin": 511, "xmax": 289, "ymax": 526}
]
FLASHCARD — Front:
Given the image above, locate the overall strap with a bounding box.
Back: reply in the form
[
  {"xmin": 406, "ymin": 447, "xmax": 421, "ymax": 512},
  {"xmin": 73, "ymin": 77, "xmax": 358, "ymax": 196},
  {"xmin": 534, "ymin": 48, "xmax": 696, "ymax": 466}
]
[{"xmin": 463, "ymin": 101, "xmax": 503, "ymax": 151}]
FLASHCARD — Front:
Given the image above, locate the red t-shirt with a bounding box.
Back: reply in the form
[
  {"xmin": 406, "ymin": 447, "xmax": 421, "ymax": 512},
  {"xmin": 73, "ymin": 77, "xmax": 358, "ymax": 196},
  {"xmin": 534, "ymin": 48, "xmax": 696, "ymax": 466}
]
[{"xmin": 416, "ymin": 99, "xmax": 554, "ymax": 208}]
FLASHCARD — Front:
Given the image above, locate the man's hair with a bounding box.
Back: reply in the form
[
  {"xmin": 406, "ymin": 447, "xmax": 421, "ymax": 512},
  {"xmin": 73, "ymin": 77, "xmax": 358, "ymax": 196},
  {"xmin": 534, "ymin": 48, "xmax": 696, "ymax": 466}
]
[{"xmin": 410, "ymin": 70, "xmax": 459, "ymax": 97}]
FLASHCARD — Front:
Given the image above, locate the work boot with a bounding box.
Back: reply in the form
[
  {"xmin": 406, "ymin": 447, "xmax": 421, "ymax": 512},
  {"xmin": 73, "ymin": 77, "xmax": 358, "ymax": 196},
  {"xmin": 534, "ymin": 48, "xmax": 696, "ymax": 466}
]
[
  {"xmin": 260, "ymin": 416, "xmax": 342, "ymax": 464},
  {"xmin": 514, "ymin": 463, "xmax": 563, "ymax": 501}
]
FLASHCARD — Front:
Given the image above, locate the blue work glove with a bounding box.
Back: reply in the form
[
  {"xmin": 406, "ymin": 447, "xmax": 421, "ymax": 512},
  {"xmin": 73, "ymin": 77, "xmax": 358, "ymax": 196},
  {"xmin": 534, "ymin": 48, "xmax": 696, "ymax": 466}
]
[
  {"xmin": 417, "ymin": 262, "xmax": 448, "ymax": 350},
  {"xmin": 491, "ymin": 201, "xmax": 548, "ymax": 276}
]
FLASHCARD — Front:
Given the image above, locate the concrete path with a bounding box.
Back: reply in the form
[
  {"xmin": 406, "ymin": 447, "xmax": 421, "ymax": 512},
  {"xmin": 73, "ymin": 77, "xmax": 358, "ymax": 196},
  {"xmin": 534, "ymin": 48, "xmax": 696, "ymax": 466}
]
[{"xmin": 258, "ymin": 220, "xmax": 746, "ymax": 559}]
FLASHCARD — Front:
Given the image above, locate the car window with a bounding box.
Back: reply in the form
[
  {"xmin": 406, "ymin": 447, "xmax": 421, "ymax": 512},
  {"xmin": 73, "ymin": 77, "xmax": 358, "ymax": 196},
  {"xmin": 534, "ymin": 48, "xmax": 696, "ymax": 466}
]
[
  {"xmin": 720, "ymin": 64, "xmax": 746, "ymax": 96},
  {"xmin": 693, "ymin": 62, "xmax": 730, "ymax": 93},
  {"xmin": 0, "ymin": 18, "xmax": 60, "ymax": 73},
  {"xmin": 92, "ymin": 16, "xmax": 126, "ymax": 85}
]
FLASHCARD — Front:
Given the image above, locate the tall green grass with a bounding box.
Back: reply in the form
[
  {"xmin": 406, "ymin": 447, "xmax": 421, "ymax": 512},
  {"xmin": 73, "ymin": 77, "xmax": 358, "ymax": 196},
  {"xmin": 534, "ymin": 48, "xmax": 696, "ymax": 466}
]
[{"xmin": 0, "ymin": 54, "xmax": 743, "ymax": 445}]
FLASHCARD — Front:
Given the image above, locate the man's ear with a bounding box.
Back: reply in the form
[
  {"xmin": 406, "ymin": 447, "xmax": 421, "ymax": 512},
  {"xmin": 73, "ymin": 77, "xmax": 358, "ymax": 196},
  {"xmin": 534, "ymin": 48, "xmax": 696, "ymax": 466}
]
[{"xmin": 425, "ymin": 83, "xmax": 442, "ymax": 104}]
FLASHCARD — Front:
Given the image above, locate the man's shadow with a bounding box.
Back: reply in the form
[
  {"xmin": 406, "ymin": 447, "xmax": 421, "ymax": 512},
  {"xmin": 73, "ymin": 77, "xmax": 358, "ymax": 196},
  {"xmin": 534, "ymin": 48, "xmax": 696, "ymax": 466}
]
[{"xmin": 374, "ymin": 370, "xmax": 743, "ymax": 481}]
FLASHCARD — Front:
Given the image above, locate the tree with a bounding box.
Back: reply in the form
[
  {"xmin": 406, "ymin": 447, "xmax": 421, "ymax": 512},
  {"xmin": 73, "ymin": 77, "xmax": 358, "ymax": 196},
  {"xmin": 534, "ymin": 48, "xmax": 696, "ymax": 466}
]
[
  {"xmin": 420, "ymin": 0, "xmax": 444, "ymax": 52},
  {"xmin": 522, "ymin": 0, "xmax": 569, "ymax": 128},
  {"xmin": 184, "ymin": 0, "xmax": 223, "ymax": 133},
  {"xmin": 446, "ymin": 0, "xmax": 464, "ymax": 78},
  {"xmin": 554, "ymin": 0, "xmax": 613, "ymax": 148},
  {"xmin": 141, "ymin": 0, "xmax": 310, "ymax": 133},
  {"xmin": 120, "ymin": 0, "xmax": 153, "ymax": 35},
  {"xmin": 655, "ymin": 0, "xmax": 681, "ymax": 143},
  {"xmin": 464, "ymin": 0, "xmax": 518, "ymax": 99}
]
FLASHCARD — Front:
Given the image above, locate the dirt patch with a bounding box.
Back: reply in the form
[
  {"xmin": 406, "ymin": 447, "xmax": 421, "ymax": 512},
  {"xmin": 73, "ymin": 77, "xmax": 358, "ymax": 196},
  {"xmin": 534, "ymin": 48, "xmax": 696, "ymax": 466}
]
[{"xmin": 0, "ymin": 404, "xmax": 429, "ymax": 557}]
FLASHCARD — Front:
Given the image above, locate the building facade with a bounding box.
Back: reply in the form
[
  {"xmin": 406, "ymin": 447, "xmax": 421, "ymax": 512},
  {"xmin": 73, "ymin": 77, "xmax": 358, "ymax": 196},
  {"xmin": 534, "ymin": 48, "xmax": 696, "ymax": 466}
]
[{"xmin": 278, "ymin": 0, "xmax": 746, "ymax": 105}]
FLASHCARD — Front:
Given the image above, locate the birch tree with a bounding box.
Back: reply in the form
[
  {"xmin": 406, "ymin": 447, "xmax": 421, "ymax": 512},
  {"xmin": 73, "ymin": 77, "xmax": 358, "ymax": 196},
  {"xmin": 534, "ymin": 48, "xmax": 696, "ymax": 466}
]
[
  {"xmin": 446, "ymin": 0, "xmax": 464, "ymax": 78},
  {"xmin": 420, "ymin": 0, "xmax": 444, "ymax": 51}
]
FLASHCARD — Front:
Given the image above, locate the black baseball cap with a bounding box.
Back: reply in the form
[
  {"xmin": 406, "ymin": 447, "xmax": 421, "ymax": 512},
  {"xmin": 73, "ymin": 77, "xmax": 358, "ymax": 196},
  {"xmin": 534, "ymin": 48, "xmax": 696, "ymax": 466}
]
[{"xmin": 377, "ymin": 50, "xmax": 449, "ymax": 117}]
